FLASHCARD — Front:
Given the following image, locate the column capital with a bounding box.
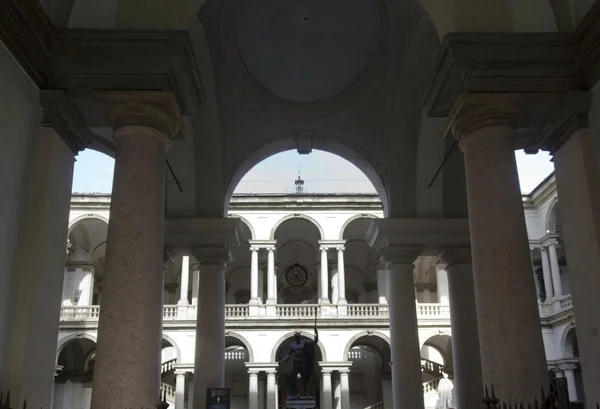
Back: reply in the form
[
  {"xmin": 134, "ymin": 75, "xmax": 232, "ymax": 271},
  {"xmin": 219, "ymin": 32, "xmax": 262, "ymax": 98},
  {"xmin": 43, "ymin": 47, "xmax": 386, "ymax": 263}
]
[
  {"xmin": 248, "ymin": 240, "xmax": 277, "ymax": 248},
  {"xmin": 437, "ymin": 248, "xmax": 472, "ymax": 268},
  {"xmin": 192, "ymin": 247, "xmax": 233, "ymax": 268},
  {"xmin": 541, "ymin": 235, "xmax": 560, "ymax": 248},
  {"xmin": 104, "ymin": 91, "xmax": 183, "ymax": 140},
  {"xmin": 40, "ymin": 90, "xmax": 92, "ymax": 154},
  {"xmin": 448, "ymin": 94, "xmax": 520, "ymax": 147},
  {"xmin": 379, "ymin": 246, "xmax": 421, "ymax": 266},
  {"xmin": 318, "ymin": 240, "xmax": 346, "ymax": 249}
]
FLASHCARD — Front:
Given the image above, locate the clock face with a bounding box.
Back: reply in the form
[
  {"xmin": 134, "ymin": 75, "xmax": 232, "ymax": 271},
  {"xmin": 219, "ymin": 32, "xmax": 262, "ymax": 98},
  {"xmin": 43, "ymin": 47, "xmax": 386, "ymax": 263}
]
[{"xmin": 286, "ymin": 264, "xmax": 308, "ymax": 287}]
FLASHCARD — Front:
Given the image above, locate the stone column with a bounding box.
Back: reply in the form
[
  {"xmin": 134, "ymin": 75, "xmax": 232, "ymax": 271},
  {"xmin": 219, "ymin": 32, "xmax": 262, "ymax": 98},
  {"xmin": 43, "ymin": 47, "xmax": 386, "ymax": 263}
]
[
  {"xmin": 562, "ymin": 366, "xmax": 578, "ymax": 401},
  {"xmin": 452, "ymin": 104, "xmax": 548, "ymax": 402},
  {"xmin": 248, "ymin": 371, "xmax": 259, "ymax": 409},
  {"xmin": 337, "ymin": 247, "xmax": 347, "ymax": 304},
  {"xmin": 333, "ymin": 376, "xmax": 341, "ymax": 409},
  {"xmin": 331, "ymin": 268, "xmax": 339, "ymax": 304},
  {"xmin": 321, "ymin": 370, "xmax": 333, "ymax": 409},
  {"xmin": 320, "ymin": 247, "xmax": 330, "ymax": 303},
  {"xmin": 266, "ymin": 247, "xmax": 276, "ymax": 304},
  {"xmin": 540, "ymin": 246, "xmax": 554, "ymax": 301},
  {"xmin": 339, "ymin": 370, "xmax": 350, "ymax": 409},
  {"xmin": 191, "ymin": 262, "xmax": 200, "ymax": 306},
  {"xmin": 553, "ymin": 123, "xmax": 600, "ymax": 405},
  {"xmin": 250, "ymin": 247, "xmax": 259, "ymax": 304},
  {"xmin": 439, "ymin": 249, "xmax": 483, "ymax": 409},
  {"xmin": 376, "ymin": 264, "xmax": 388, "ymax": 304},
  {"xmin": 435, "ymin": 264, "xmax": 449, "ymax": 304},
  {"xmin": 175, "ymin": 372, "xmax": 186, "ymax": 409},
  {"xmin": 93, "ymin": 94, "xmax": 181, "ymax": 409},
  {"xmin": 382, "ymin": 247, "xmax": 423, "ymax": 409},
  {"xmin": 192, "ymin": 248, "xmax": 230, "ymax": 408},
  {"xmin": 266, "ymin": 370, "xmax": 276, "ymax": 409},
  {"xmin": 178, "ymin": 256, "xmax": 190, "ymax": 306},
  {"xmin": 547, "ymin": 241, "xmax": 563, "ymax": 298}
]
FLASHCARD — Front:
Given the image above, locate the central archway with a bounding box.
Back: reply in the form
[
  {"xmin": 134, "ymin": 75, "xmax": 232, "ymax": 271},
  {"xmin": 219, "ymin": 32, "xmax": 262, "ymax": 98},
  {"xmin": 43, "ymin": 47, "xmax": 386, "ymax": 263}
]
[{"xmin": 223, "ymin": 135, "xmax": 389, "ymax": 216}]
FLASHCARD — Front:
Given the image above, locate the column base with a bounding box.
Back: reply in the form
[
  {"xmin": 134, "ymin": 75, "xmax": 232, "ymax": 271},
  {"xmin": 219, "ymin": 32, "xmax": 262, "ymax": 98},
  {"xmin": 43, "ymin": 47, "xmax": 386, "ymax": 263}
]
[
  {"xmin": 286, "ymin": 397, "xmax": 317, "ymax": 409},
  {"xmin": 266, "ymin": 298, "xmax": 276, "ymax": 305},
  {"xmin": 319, "ymin": 298, "xmax": 331, "ymax": 305},
  {"xmin": 337, "ymin": 298, "xmax": 347, "ymax": 305},
  {"xmin": 177, "ymin": 300, "xmax": 189, "ymax": 306}
]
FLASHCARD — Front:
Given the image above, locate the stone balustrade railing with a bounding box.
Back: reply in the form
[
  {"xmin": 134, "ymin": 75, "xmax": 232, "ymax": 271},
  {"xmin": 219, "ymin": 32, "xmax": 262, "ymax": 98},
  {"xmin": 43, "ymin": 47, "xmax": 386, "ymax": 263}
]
[
  {"xmin": 423, "ymin": 378, "xmax": 441, "ymax": 396},
  {"xmin": 59, "ymin": 298, "xmax": 570, "ymax": 323},
  {"xmin": 160, "ymin": 383, "xmax": 175, "ymax": 403},
  {"xmin": 538, "ymin": 294, "xmax": 574, "ymax": 318}
]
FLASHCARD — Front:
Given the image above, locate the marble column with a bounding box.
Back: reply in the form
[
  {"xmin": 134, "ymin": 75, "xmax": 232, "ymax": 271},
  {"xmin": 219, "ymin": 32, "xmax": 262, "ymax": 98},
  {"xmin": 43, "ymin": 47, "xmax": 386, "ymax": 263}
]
[
  {"xmin": 248, "ymin": 371, "xmax": 259, "ymax": 409},
  {"xmin": 93, "ymin": 95, "xmax": 180, "ymax": 409},
  {"xmin": 192, "ymin": 249, "xmax": 230, "ymax": 408},
  {"xmin": 331, "ymin": 268, "xmax": 339, "ymax": 304},
  {"xmin": 376, "ymin": 264, "xmax": 388, "ymax": 304},
  {"xmin": 562, "ymin": 366, "xmax": 578, "ymax": 401},
  {"xmin": 266, "ymin": 370, "xmax": 276, "ymax": 409},
  {"xmin": 453, "ymin": 106, "xmax": 548, "ymax": 402},
  {"xmin": 337, "ymin": 247, "xmax": 347, "ymax": 304},
  {"xmin": 439, "ymin": 249, "xmax": 483, "ymax": 409},
  {"xmin": 175, "ymin": 372, "xmax": 186, "ymax": 409},
  {"xmin": 178, "ymin": 256, "xmax": 190, "ymax": 306},
  {"xmin": 267, "ymin": 247, "xmax": 276, "ymax": 304},
  {"xmin": 547, "ymin": 241, "xmax": 563, "ymax": 298},
  {"xmin": 320, "ymin": 247, "xmax": 330, "ymax": 303},
  {"xmin": 339, "ymin": 370, "xmax": 350, "ymax": 409},
  {"xmin": 553, "ymin": 125, "xmax": 600, "ymax": 406},
  {"xmin": 435, "ymin": 264, "xmax": 449, "ymax": 304},
  {"xmin": 321, "ymin": 371, "xmax": 333, "ymax": 409},
  {"xmin": 333, "ymin": 377, "xmax": 341, "ymax": 409},
  {"xmin": 191, "ymin": 262, "xmax": 200, "ymax": 306},
  {"xmin": 383, "ymin": 248, "xmax": 423, "ymax": 409},
  {"xmin": 250, "ymin": 247, "xmax": 259, "ymax": 304},
  {"xmin": 540, "ymin": 246, "xmax": 554, "ymax": 301}
]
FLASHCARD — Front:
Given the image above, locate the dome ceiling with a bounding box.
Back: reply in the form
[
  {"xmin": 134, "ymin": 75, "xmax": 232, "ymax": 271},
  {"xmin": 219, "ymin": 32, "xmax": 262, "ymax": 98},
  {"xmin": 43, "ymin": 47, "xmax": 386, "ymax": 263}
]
[{"xmin": 233, "ymin": 0, "xmax": 382, "ymax": 103}]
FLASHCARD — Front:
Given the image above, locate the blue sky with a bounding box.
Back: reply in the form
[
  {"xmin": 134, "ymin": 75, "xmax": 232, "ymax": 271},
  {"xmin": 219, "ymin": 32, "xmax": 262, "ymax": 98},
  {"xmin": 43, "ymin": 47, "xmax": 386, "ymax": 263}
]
[{"xmin": 71, "ymin": 149, "xmax": 555, "ymax": 195}]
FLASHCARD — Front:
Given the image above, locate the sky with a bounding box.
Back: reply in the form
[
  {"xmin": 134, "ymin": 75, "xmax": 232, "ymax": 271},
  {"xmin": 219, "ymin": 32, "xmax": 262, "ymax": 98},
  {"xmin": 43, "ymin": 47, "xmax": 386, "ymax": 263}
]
[{"xmin": 71, "ymin": 148, "xmax": 555, "ymax": 195}]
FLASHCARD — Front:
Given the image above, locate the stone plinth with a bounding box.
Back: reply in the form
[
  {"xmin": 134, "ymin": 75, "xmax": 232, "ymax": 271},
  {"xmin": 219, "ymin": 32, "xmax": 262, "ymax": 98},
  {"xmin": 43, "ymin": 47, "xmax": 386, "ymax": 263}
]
[{"xmin": 286, "ymin": 397, "xmax": 317, "ymax": 409}]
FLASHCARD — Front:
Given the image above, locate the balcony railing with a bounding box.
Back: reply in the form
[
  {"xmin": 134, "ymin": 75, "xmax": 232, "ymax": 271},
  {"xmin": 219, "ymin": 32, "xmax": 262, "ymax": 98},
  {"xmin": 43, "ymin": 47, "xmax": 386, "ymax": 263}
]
[
  {"xmin": 538, "ymin": 294, "xmax": 574, "ymax": 318},
  {"xmin": 59, "ymin": 302, "xmax": 454, "ymax": 322}
]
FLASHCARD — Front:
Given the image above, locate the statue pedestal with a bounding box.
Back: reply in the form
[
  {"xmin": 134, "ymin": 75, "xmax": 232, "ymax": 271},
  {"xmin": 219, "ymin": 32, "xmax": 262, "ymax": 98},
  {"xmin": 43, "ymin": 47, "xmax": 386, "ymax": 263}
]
[{"xmin": 285, "ymin": 396, "xmax": 317, "ymax": 409}]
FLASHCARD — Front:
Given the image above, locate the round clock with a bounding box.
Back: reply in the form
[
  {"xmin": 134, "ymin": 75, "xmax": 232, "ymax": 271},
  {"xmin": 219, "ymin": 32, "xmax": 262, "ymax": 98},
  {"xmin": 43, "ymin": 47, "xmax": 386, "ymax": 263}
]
[{"xmin": 285, "ymin": 264, "xmax": 308, "ymax": 287}]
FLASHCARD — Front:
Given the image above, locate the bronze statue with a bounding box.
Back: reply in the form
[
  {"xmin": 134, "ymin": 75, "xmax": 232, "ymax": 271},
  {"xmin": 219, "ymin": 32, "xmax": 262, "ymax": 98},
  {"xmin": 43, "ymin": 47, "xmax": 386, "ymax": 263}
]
[{"xmin": 278, "ymin": 327, "xmax": 319, "ymax": 398}]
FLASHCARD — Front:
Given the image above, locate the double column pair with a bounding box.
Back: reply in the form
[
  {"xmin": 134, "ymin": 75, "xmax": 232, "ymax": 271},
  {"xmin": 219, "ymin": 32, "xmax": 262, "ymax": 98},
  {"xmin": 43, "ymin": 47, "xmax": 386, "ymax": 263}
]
[
  {"xmin": 318, "ymin": 242, "xmax": 346, "ymax": 304},
  {"xmin": 249, "ymin": 241, "xmax": 277, "ymax": 306},
  {"xmin": 247, "ymin": 367, "xmax": 278, "ymax": 409},
  {"xmin": 539, "ymin": 239, "xmax": 563, "ymax": 302}
]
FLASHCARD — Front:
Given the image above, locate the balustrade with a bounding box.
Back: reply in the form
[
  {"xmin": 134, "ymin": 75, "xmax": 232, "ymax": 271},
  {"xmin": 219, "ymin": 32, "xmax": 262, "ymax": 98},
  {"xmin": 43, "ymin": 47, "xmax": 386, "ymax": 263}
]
[
  {"xmin": 161, "ymin": 358, "xmax": 176, "ymax": 375},
  {"xmin": 423, "ymin": 378, "xmax": 441, "ymax": 396},
  {"xmin": 276, "ymin": 304, "xmax": 317, "ymax": 318},
  {"xmin": 160, "ymin": 383, "xmax": 175, "ymax": 402}
]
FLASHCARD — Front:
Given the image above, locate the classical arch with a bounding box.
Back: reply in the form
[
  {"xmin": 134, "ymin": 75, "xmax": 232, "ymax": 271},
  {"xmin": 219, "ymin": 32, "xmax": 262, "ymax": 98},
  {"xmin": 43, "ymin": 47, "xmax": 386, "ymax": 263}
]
[
  {"xmin": 223, "ymin": 135, "xmax": 389, "ymax": 217},
  {"xmin": 343, "ymin": 330, "xmax": 391, "ymax": 359},
  {"xmin": 56, "ymin": 333, "xmax": 97, "ymax": 361},
  {"xmin": 561, "ymin": 322, "xmax": 578, "ymax": 358},
  {"xmin": 271, "ymin": 331, "xmax": 327, "ymax": 362},
  {"xmin": 226, "ymin": 331, "xmax": 255, "ymax": 362},
  {"xmin": 277, "ymin": 239, "xmax": 318, "ymax": 255},
  {"xmin": 545, "ymin": 197, "xmax": 560, "ymax": 233},
  {"xmin": 339, "ymin": 214, "xmax": 379, "ymax": 240},
  {"xmin": 67, "ymin": 214, "xmax": 109, "ymax": 235},
  {"xmin": 269, "ymin": 214, "xmax": 326, "ymax": 241},
  {"xmin": 229, "ymin": 214, "xmax": 256, "ymax": 240},
  {"xmin": 162, "ymin": 334, "xmax": 182, "ymax": 362}
]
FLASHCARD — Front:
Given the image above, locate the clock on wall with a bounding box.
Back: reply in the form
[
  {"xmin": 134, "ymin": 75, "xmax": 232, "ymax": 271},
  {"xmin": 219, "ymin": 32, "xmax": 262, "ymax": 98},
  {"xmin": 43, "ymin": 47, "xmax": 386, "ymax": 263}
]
[{"xmin": 285, "ymin": 263, "xmax": 308, "ymax": 287}]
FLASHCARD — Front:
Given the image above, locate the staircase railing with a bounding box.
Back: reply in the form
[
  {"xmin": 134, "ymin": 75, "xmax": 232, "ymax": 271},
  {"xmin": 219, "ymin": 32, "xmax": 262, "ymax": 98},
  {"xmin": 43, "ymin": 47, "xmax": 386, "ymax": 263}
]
[
  {"xmin": 161, "ymin": 358, "xmax": 177, "ymax": 376},
  {"xmin": 363, "ymin": 402, "xmax": 384, "ymax": 409},
  {"xmin": 421, "ymin": 358, "xmax": 444, "ymax": 377}
]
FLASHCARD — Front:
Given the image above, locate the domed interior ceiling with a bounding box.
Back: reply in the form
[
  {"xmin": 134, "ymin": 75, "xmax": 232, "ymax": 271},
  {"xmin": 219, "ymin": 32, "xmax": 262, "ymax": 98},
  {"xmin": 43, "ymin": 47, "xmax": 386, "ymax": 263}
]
[{"xmin": 233, "ymin": 0, "xmax": 382, "ymax": 103}]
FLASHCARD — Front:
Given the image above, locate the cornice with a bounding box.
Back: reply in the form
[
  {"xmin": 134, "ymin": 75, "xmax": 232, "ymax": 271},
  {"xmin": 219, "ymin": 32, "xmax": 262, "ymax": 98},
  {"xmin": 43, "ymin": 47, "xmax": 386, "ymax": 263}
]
[
  {"xmin": 575, "ymin": 0, "xmax": 600, "ymax": 89},
  {"xmin": 0, "ymin": 0, "xmax": 54, "ymax": 87}
]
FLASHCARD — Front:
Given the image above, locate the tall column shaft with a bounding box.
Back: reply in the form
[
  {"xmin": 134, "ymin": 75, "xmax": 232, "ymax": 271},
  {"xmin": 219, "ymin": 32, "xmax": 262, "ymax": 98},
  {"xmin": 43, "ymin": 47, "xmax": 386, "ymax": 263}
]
[
  {"xmin": 457, "ymin": 118, "xmax": 548, "ymax": 402},
  {"xmin": 248, "ymin": 372, "xmax": 259, "ymax": 409},
  {"xmin": 321, "ymin": 371, "xmax": 333, "ymax": 409},
  {"xmin": 540, "ymin": 247, "xmax": 554, "ymax": 301},
  {"xmin": 266, "ymin": 371, "xmax": 276, "ymax": 409},
  {"xmin": 178, "ymin": 256, "xmax": 190, "ymax": 305},
  {"xmin": 331, "ymin": 270, "xmax": 339, "ymax": 304},
  {"xmin": 337, "ymin": 247, "xmax": 347, "ymax": 303},
  {"xmin": 320, "ymin": 247, "xmax": 330, "ymax": 303},
  {"xmin": 339, "ymin": 371, "xmax": 350, "ymax": 409},
  {"xmin": 193, "ymin": 257, "xmax": 228, "ymax": 408},
  {"xmin": 250, "ymin": 248, "xmax": 259, "ymax": 302},
  {"xmin": 267, "ymin": 247, "xmax": 276, "ymax": 304},
  {"xmin": 385, "ymin": 250, "xmax": 424, "ymax": 409},
  {"xmin": 92, "ymin": 123, "xmax": 170, "ymax": 409},
  {"xmin": 553, "ymin": 128, "xmax": 600, "ymax": 406},
  {"xmin": 441, "ymin": 250, "xmax": 483, "ymax": 409},
  {"xmin": 563, "ymin": 368, "xmax": 578, "ymax": 401},
  {"xmin": 191, "ymin": 263, "xmax": 199, "ymax": 306},
  {"xmin": 435, "ymin": 265, "xmax": 449, "ymax": 304},
  {"xmin": 377, "ymin": 267, "xmax": 388, "ymax": 304},
  {"xmin": 175, "ymin": 373, "xmax": 186, "ymax": 409},
  {"xmin": 548, "ymin": 243, "xmax": 562, "ymax": 298},
  {"xmin": 4, "ymin": 127, "xmax": 75, "ymax": 408}
]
